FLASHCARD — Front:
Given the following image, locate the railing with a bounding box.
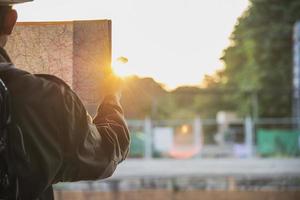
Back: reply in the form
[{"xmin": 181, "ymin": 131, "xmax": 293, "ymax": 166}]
[{"xmin": 127, "ymin": 117, "xmax": 300, "ymax": 159}]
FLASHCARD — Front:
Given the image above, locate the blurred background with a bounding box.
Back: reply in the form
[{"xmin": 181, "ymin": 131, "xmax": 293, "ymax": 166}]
[{"xmin": 13, "ymin": 0, "xmax": 300, "ymax": 199}]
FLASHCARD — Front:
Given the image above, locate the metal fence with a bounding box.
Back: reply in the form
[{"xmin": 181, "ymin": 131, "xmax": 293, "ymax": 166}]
[{"xmin": 127, "ymin": 117, "xmax": 300, "ymax": 159}]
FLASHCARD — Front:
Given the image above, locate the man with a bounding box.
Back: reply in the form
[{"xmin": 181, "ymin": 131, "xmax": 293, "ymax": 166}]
[{"xmin": 0, "ymin": 0, "xmax": 130, "ymax": 199}]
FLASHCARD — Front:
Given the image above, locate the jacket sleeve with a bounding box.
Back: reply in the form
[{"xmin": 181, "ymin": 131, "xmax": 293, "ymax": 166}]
[{"xmin": 59, "ymin": 88, "xmax": 130, "ymax": 182}]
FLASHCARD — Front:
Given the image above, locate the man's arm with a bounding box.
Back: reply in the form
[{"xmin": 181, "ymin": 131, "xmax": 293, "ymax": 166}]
[
  {"xmin": 58, "ymin": 87, "xmax": 130, "ymax": 182},
  {"xmin": 93, "ymin": 95, "xmax": 130, "ymax": 164}
]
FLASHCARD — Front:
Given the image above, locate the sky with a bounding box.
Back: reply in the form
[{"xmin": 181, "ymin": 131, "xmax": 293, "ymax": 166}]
[{"xmin": 15, "ymin": 0, "xmax": 249, "ymax": 89}]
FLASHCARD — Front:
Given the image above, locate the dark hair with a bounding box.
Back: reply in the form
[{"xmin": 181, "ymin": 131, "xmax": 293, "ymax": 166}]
[{"xmin": 0, "ymin": 6, "xmax": 11, "ymax": 32}]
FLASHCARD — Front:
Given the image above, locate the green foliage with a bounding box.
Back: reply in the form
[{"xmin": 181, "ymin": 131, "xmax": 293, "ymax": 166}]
[
  {"xmin": 121, "ymin": 76, "xmax": 166, "ymax": 119},
  {"xmin": 221, "ymin": 0, "xmax": 300, "ymax": 117},
  {"xmin": 121, "ymin": 76, "xmax": 234, "ymax": 119}
]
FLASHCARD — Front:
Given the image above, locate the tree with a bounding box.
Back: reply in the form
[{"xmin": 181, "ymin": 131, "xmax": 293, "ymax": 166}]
[
  {"xmin": 221, "ymin": 0, "xmax": 300, "ymax": 118},
  {"xmin": 121, "ymin": 76, "xmax": 166, "ymax": 118}
]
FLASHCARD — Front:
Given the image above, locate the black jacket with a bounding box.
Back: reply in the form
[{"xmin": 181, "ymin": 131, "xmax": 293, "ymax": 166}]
[{"xmin": 0, "ymin": 47, "xmax": 130, "ymax": 199}]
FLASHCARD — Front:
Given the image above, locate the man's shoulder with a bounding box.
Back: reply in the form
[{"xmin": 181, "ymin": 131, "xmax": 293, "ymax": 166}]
[
  {"xmin": 35, "ymin": 74, "xmax": 71, "ymax": 89},
  {"xmin": 1, "ymin": 65, "xmax": 70, "ymax": 90},
  {"xmin": 0, "ymin": 65, "xmax": 75, "ymax": 102}
]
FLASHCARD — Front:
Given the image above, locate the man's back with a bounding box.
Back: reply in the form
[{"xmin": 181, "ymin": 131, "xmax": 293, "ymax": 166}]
[{"xmin": 0, "ymin": 62, "xmax": 130, "ymax": 199}]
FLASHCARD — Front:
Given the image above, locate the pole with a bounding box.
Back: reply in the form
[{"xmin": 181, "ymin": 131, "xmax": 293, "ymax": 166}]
[
  {"xmin": 293, "ymin": 21, "xmax": 300, "ymax": 129},
  {"xmin": 244, "ymin": 117, "xmax": 254, "ymax": 158},
  {"xmin": 144, "ymin": 117, "xmax": 152, "ymax": 159},
  {"xmin": 251, "ymin": 91, "xmax": 259, "ymax": 120},
  {"xmin": 193, "ymin": 116, "xmax": 202, "ymax": 157}
]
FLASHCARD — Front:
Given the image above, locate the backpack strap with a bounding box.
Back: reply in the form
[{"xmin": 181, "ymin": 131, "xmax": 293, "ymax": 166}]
[
  {"xmin": 0, "ymin": 63, "xmax": 13, "ymax": 132},
  {"xmin": 0, "ymin": 78, "xmax": 13, "ymax": 199},
  {"xmin": 0, "ymin": 64, "xmax": 19, "ymax": 200}
]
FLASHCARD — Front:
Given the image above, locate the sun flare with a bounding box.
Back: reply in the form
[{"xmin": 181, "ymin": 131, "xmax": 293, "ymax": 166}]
[{"xmin": 112, "ymin": 56, "xmax": 133, "ymax": 77}]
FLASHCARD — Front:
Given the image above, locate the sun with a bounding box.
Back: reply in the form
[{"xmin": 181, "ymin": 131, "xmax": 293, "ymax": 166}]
[{"xmin": 112, "ymin": 56, "xmax": 132, "ymax": 77}]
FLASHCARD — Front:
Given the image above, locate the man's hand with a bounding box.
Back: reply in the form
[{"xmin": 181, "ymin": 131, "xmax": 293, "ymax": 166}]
[{"xmin": 101, "ymin": 73, "xmax": 123, "ymax": 101}]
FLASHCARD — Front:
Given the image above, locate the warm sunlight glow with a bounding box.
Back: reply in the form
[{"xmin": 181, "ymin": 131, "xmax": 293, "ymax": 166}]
[
  {"xmin": 112, "ymin": 57, "xmax": 132, "ymax": 77},
  {"xmin": 16, "ymin": 0, "xmax": 249, "ymax": 89}
]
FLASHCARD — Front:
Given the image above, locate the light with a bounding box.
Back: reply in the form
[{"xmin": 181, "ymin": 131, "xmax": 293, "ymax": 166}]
[
  {"xmin": 112, "ymin": 56, "xmax": 131, "ymax": 77},
  {"xmin": 180, "ymin": 125, "xmax": 189, "ymax": 135}
]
